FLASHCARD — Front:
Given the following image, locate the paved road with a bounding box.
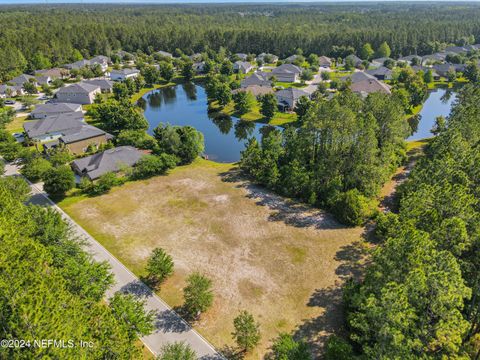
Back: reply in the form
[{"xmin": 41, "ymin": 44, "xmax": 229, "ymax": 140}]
[{"xmin": 4, "ymin": 163, "xmax": 223, "ymax": 359}]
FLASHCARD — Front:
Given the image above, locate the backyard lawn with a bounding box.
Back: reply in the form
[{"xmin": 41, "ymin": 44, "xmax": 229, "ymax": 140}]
[{"xmin": 59, "ymin": 159, "xmax": 365, "ymax": 358}]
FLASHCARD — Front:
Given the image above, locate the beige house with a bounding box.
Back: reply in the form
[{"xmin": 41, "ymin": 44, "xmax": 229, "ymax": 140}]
[{"xmin": 55, "ymin": 83, "xmax": 101, "ymax": 104}]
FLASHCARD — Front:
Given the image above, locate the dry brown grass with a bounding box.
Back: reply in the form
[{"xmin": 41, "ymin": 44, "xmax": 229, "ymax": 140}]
[{"xmin": 60, "ymin": 159, "xmax": 366, "ymax": 359}]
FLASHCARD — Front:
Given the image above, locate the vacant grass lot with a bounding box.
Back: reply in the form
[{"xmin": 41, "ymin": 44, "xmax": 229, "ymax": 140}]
[{"xmin": 60, "ymin": 159, "xmax": 364, "ymax": 358}]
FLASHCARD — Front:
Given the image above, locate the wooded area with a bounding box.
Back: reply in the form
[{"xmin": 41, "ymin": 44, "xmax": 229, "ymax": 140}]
[{"xmin": 1, "ymin": 3, "xmax": 480, "ymax": 80}]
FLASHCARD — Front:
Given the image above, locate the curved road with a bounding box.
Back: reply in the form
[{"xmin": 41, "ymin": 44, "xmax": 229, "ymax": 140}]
[{"xmin": 4, "ymin": 163, "xmax": 223, "ymax": 360}]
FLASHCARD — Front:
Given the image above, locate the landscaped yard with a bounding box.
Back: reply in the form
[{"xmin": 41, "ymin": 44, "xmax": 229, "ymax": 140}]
[
  {"xmin": 59, "ymin": 159, "xmax": 365, "ymax": 358},
  {"xmin": 219, "ymin": 101, "xmax": 297, "ymax": 126},
  {"xmin": 6, "ymin": 115, "xmax": 29, "ymax": 133}
]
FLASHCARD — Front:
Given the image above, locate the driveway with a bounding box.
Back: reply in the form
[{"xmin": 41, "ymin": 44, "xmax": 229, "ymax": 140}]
[{"xmin": 3, "ymin": 162, "xmax": 223, "ymax": 359}]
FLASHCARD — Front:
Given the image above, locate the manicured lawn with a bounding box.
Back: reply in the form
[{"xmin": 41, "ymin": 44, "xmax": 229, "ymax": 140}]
[
  {"xmin": 59, "ymin": 158, "xmax": 365, "ymax": 358},
  {"xmin": 274, "ymin": 81, "xmax": 306, "ymax": 89},
  {"xmin": 219, "ymin": 101, "xmax": 297, "ymax": 126},
  {"xmin": 130, "ymin": 83, "xmax": 173, "ymax": 103},
  {"xmin": 6, "ymin": 115, "xmax": 29, "ymax": 133}
]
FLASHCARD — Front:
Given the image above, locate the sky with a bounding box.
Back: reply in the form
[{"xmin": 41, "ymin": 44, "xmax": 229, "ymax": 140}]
[{"xmin": 1, "ymin": 0, "xmax": 478, "ymax": 3}]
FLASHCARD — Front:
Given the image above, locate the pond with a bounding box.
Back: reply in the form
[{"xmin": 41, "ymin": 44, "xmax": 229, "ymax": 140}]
[
  {"xmin": 407, "ymin": 87, "xmax": 458, "ymax": 141},
  {"xmin": 140, "ymin": 83, "xmax": 267, "ymax": 163}
]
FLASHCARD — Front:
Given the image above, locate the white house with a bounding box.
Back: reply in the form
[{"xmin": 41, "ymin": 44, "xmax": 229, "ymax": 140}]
[
  {"xmin": 110, "ymin": 68, "xmax": 140, "ymax": 81},
  {"xmin": 233, "ymin": 61, "xmax": 254, "ymax": 74}
]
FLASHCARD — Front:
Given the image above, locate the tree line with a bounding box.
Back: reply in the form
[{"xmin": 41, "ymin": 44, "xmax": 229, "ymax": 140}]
[
  {"xmin": 324, "ymin": 84, "xmax": 480, "ymax": 359},
  {"xmin": 2, "ymin": 3, "xmax": 480, "ymax": 80}
]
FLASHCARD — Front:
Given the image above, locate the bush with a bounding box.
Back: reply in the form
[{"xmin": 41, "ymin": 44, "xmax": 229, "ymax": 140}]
[
  {"xmin": 116, "ymin": 129, "xmax": 158, "ymax": 150},
  {"xmin": 131, "ymin": 154, "xmax": 176, "ymax": 180},
  {"xmin": 324, "ymin": 335, "xmax": 354, "ymax": 360},
  {"xmin": 271, "ymin": 333, "xmax": 312, "ymax": 360},
  {"xmin": 83, "ymin": 172, "xmax": 123, "ymax": 196},
  {"xmin": 48, "ymin": 149, "xmax": 73, "ymax": 167},
  {"xmin": 20, "ymin": 157, "xmax": 52, "ymax": 182},
  {"xmin": 159, "ymin": 342, "xmax": 196, "ymax": 360},
  {"xmin": 330, "ymin": 189, "xmax": 376, "ymax": 226},
  {"xmin": 43, "ymin": 165, "xmax": 75, "ymax": 196}
]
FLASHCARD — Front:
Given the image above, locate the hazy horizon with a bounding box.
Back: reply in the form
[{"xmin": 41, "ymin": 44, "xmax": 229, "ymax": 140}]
[{"xmin": 1, "ymin": 0, "xmax": 479, "ymax": 3}]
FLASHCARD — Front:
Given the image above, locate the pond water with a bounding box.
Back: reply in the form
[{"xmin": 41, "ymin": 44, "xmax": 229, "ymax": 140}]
[
  {"xmin": 407, "ymin": 87, "xmax": 458, "ymax": 141},
  {"xmin": 141, "ymin": 84, "xmax": 458, "ymax": 161},
  {"xmin": 140, "ymin": 83, "xmax": 266, "ymax": 163}
]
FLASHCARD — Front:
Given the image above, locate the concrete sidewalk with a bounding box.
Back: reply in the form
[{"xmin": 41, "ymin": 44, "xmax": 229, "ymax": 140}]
[{"xmin": 4, "ymin": 163, "xmax": 223, "ymax": 359}]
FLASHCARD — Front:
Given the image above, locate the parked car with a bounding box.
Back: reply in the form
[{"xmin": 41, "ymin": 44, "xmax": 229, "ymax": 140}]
[{"xmin": 4, "ymin": 100, "xmax": 15, "ymax": 105}]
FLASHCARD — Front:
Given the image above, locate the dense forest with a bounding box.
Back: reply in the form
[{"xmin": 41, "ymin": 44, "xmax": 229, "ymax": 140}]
[
  {"xmin": 322, "ymin": 84, "xmax": 480, "ymax": 359},
  {"xmin": 1, "ymin": 3, "xmax": 480, "ymax": 80},
  {"xmin": 0, "ymin": 177, "xmax": 154, "ymax": 358}
]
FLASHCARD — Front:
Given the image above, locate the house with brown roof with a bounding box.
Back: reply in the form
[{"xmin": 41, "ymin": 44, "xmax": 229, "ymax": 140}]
[{"xmin": 350, "ymin": 78, "xmax": 391, "ymax": 97}]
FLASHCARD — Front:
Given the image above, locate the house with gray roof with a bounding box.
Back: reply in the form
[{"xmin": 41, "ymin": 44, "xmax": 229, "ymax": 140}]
[
  {"xmin": 284, "ymin": 55, "xmax": 300, "ymax": 63},
  {"xmin": 84, "ymin": 79, "xmax": 114, "ymax": 93},
  {"xmin": 64, "ymin": 56, "xmax": 109, "ymax": 73},
  {"xmin": 398, "ymin": 55, "xmax": 422, "ymax": 65},
  {"xmin": 35, "ymin": 68, "xmax": 69, "ymax": 79},
  {"xmin": 233, "ymin": 61, "xmax": 254, "ymax": 74},
  {"xmin": 432, "ymin": 63, "xmax": 466, "ymax": 78},
  {"xmin": 110, "ymin": 68, "xmax": 140, "ymax": 81},
  {"xmin": 422, "ymin": 53, "xmax": 447, "ymax": 65},
  {"xmin": 342, "ymin": 71, "xmax": 376, "ymax": 83},
  {"xmin": 24, "ymin": 112, "xmax": 111, "ymax": 154},
  {"xmin": 55, "ymin": 82, "xmax": 101, "ymax": 104},
  {"xmin": 275, "ymin": 87, "xmax": 312, "ymax": 111},
  {"xmin": 345, "ymin": 54, "xmax": 363, "ymax": 68},
  {"xmin": 232, "ymin": 85, "xmax": 274, "ymax": 98},
  {"xmin": 256, "ymin": 53, "xmax": 279, "ymax": 63},
  {"xmin": 318, "ymin": 56, "xmax": 332, "ymax": 68},
  {"xmin": 31, "ymin": 102, "xmax": 82, "ymax": 119},
  {"xmin": 157, "ymin": 51, "xmax": 173, "ymax": 58},
  {"xmin": 366, "ymin": 66, "xmax": 393, "ymax": 81},
  {"xmin": 234, "ymin": 53, "xmax": 248, "ymax": 61},
  {"xmin": 10, "ymin": 74, "xmax": 37, "ymax": 87},
  {"xmin": 24, "ymin": 112, "xmax": 86, "ymax": 141},
  {"xmin": 241, "ymin": 72, "xmax": 271, "ymax": 88},
  {"xmin": 0, "ymin": 85, "xmax": 24, "ymax": 98},
  {"xmin": 271, "ymin": 64, "xmax": 302, "ymax": 83},
  {"xmin": 72, "ymin": 146, "xmax": 144, "ymax": 180},
  {"xmin": 36, "ymin": 76, "xmax": 51, "ymax": 86},
  {"xmin": 370, "ymin": 57, "xmax": 394, "ymax": 68}
]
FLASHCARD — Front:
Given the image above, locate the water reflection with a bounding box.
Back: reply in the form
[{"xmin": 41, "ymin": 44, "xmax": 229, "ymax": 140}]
[
  {"xmin": 407, "ymin": 87, "xmax": 457, "ymax": 141},
  {"xmin": 182, "ymin": 82, "xmax": 197, "ymax": 101},
  {"xmin": 141, "ymin": 84, "xmax": 266, "ymax": 162}
]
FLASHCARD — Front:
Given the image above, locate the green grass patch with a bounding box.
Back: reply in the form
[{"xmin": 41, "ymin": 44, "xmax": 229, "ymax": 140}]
[
  {"xmin": 406, "ymin": 138, "xmax": 430, "ymax": 152},
  {"xmin": 6, "ymin": 115, "xmax": 29, "ymax": 133},
  {"xmin": 218, "ymin": 101, "xmax": 297, "ymax": 126}
]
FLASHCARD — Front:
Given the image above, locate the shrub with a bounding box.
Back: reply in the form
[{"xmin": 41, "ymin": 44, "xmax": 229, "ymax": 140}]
[
  {"xmin": 330, "ymin": 189, "xmax": 376, "ymax": 226},
  {"xmin": 131, "ymin": 154, "xmax": 176, "ymax": 180},
  {"xmin": 43, "ymin": 165, "xmax": 75, "ymax": 196},
  {"xmin": 324, "ymin": 335, "xmax": 354, "ymax": 360},
  {"xmin": 271, "ymin": 333, "xmax": 312, "ymax": 360},
  {"xmin": 20, "ymin": 157, "xmax": 52, "ymax": 182},
  {"xmin": 158, "ymin": 342, "xmax": 196, "ymax": 360},
  {"xmin": 84, "ymin": 172, "xmax": 123, "ymax": 196}
]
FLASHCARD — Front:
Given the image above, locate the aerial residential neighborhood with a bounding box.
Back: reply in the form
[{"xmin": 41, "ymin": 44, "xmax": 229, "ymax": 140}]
[{"xmin": 1, "ymin": 2, "xmax": 480, "ymax": 360}]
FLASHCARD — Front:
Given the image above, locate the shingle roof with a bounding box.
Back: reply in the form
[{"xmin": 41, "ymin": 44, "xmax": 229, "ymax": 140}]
[
  {"xmin": 10, "ymin": 74, "xmax": 35, "ymax": 86},
  {"xmin": 72, "ymin": 146, "xmax": 144, "ymax": 180},
  {"xmin": 271, "ymin": 64, "xmax": 302, "ymax": 75},
  {"xmin": 60, "ymin": 125, "xmax": 107, "ymax": 144},
  {"xmin": 366, "ymin": 66, "xmax": 393, "ymax": 77},
  {"xmin": 31, "ymin": 102, "xmax": 82, "ymax": 116},
  {"xmin": 275, "ymin": 87, "xmax": 311, "ymax": 100},
  {"xmin": 23, "ymin": 112, "xmax": 85, "ymax": 138},
  {"xmin": 350, "ymin": 78, "xmax": 391, "ymax": 95},
  {"xmin": 84, "ymin": 79, "xmax": 114, "ymax": 91},
  {"xmin": 342, "ymin": 71, "xmax": 376, "ymax": 83},
  {"xmin": 241, "ymin": 72, "xmax": 271, "ymax": 87},
  {"xmin": 56, "ymin": 82, "xmax": 100, "ymax": 95},
  {"xmin": 110, "ymin": 68, "xmax": 140, "ymax": 76}
]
